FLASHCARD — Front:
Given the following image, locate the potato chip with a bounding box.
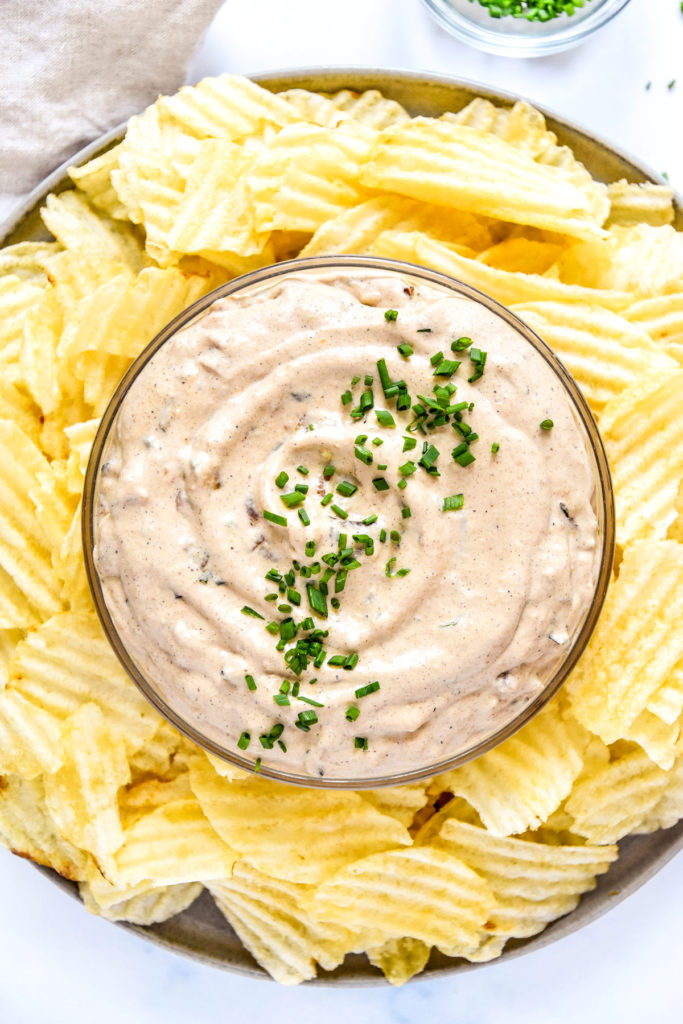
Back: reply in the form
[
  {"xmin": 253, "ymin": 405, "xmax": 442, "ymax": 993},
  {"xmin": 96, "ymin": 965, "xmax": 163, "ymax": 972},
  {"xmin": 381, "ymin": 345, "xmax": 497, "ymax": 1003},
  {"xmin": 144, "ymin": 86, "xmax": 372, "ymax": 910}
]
[
  {"xmin": 434, "ymin": 820, "xmax": 617, "ymax": 941},
  {"xmin": 366, "ymin": 937, "xmax": 432, "ymax": 986},
  {"xmin": 278, "ymin": 89, "xmax": 350, "ymax": 128},
  {"xmin": 0, "ymin": 377, "xmax": 42, "ymax": 447},
  {"xmin": 158, "ymin": 73, "xmax": 300, "ymax": 141},
  {"xmin": 189, "ymin": 755, "xmax": 411, "ymax": 884},
  {"xmin": 429, "ymin": 701, "xmax": 588, "ymax": 837},
  {"xmin": 606, "ymin": 180, "xmax": 675, "ymax": 227},
  {"xmin": 0, "ymin": 274, "xmax": 50, "ymax": 366},
  {"xmin": 68, "ymin": 143, "xmax": 129, "ymax": 220},
  {"xmin": 623, "ymin": 292, "xmax": 683, "ymax": 365},
  {"xmin": 646, "ymin": 660, "xmax": 683, "ymax": 726},
  {"xmin": 635, "ymin": 733, "xmax": 683, "ymax": 833},
  {"xmin": 8, "ymin": 610, "xmax": 161, "ymax": 751},
  {"xmin": 511, "ymin": 301, "xmax": 676, "ymax": 413},
  {"xmin": 565, "ymin": 742, "xmax": 670, "ymax": 843},
  {"xmin": 361, "ymin": 119, "xmax": 608, "ymax": 240},
  {"xmin": 209, "ymin": 861, "xmax": 355, "ymax": 985},
  {"xmin": 306, "ymin": 845, "xmax": 495, "ymax": 953},
  {"xmin": 558, "ymin": 224, "xmax": 683, "ymax": 295},
  {"xmin": 0, "ymin": 775, "xmax": 92, "ymax": 880},
  {"xmin": 41, "ymin": 190, "xmax": 149, "ymax": 274},
  {"xmin": 119, "ymin": 774, "xmax": 194, "ymax": 830},
  {"xmin": 413, "ymin": 795, "xmax": 483, "ymax": 846},
  {"xmin": 0, "ymin": 420, "xmax": 63, "ymax": 627},
  {"xmin": 52, "ymin": 502, "xmax": 91, "ymax": 609},
  {"xmin": 372, "ymin": 231, "xmax": 633, "ymax": 310},
  {"xmin": 0, "ymin": 688, "xmax": 62, "ymax": 777},
  {"xmin": 623, "ymin": 708, "xmax": 680, "ymax": 770},
  {"xmin": 599, "ymin": 372, "xmax": 683, "ymax": 545},
  {"xmin": 19, "ymin": 288, "xmax": 63, "ymax": 415},
  {"xmin": 127, "ymin": 718, "xmax": 194, "ymax": 785},
  {"xmin": 112, "ymin": 795, "xmax": 237, "ymax": 887},
  {"xmin": 568, "ymin": 541, "xmax": 683, "ymax": 743},
  {"xmin": 80, "ymin": 878, "xmax": 202, "ymax": 924},
  {"xmin": 0, "ymin": 241, "xmax": 60, "ymax": 281},
  {"xmin": 324, "ymin": 89, "xmax": 411, "ymax": 130},
  {"xmin": 478, "ymin": 237, "xmax": 565, "ymax": 275},
  {"xmin": 361, "ymin": 782, "xmax": 428, "ymax": 829},
  {"xmin": 44, "ymin": 703, "xmax": 130, "ymax": 865}
]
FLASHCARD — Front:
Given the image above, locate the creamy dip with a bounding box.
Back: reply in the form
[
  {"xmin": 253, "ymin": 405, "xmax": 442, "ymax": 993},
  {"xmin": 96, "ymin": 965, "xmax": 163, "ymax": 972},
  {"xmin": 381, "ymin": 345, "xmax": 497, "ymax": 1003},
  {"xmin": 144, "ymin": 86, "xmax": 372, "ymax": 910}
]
[{"xmin": 93, "ymin": 270, "xmax": 600, "ymax": 780}]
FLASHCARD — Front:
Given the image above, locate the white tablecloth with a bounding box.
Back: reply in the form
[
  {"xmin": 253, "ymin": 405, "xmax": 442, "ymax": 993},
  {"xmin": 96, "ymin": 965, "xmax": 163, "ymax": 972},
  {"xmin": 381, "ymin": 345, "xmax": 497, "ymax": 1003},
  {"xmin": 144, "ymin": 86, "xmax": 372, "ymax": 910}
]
[{"xmin": 1, "ymin": 1, "xmax": 681, "ymax": 1021}]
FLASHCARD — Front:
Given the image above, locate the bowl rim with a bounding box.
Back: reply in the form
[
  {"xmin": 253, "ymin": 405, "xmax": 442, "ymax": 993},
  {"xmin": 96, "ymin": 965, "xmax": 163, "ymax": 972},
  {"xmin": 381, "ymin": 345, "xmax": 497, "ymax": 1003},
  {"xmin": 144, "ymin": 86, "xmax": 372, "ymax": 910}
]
[
  {"xmin": 2, "ymin": 65, "xmax": 681, "ymax": 987},
  {"xmin": 83, "ymin": 254, "xmax": 615, "ymax": 789}
]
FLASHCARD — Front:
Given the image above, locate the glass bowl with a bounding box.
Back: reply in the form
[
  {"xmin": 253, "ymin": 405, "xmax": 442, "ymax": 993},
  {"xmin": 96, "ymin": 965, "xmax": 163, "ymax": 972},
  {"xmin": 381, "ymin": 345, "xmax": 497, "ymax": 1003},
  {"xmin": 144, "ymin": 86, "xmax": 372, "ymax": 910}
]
[
  {"xmin": 83, "ymin": 255, "xmax": 614, "ymax": 789},
  {"xmin": 420, "ymin": 0, "xmax": 633, "ymax": 57}
]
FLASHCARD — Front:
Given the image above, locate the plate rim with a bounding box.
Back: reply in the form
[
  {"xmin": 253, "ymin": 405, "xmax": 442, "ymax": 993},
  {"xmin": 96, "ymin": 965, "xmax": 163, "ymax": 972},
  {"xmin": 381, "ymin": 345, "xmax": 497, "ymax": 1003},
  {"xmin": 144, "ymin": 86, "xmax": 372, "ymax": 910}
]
[{"xmin": 3, "ymin": 65, "xmax": 682, "ymax": 987}]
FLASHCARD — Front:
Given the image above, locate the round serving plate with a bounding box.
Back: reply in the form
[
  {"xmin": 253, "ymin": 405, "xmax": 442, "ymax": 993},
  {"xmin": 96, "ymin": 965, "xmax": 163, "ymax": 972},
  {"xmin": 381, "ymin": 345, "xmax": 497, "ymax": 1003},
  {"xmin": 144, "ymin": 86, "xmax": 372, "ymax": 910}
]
[{"xmin": 2, "ymin": 67, "xmax": 682, "ymax": 985}]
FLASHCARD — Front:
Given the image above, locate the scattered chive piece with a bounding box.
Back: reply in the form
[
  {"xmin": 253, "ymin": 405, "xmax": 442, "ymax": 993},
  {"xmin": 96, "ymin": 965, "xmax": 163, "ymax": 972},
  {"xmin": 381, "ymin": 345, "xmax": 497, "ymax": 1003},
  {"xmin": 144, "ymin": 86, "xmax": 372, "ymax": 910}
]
[
  {"xmin": 402, "ymin": 436, "xmax": 417, "ymax": 452},
  {"xmin": 377, "ymin": 463, "xmax": 388, "ymax": 471},
  {"xmin": 416, "ymin": 327, "xmax": 432, "ymax": 333},
  {"xmin": 355, "ymin": 434, "xmax": 368, "ymax": 444},
  {"xmin": 281, "ymin": 491, "xmax": 305, "ymax": 508},
  {"xmin": 418, "ymin": 444, "xmax": 439, "ymax": 471},
  {"xmin": 331, "ymin": 504, "xmax": 348, "ymax": 519},
  {"xmin": 245, "ymin": 673, "xmax": 257, "ymax": 691},
  {"xmin": 241, "ymin": 606, "xmax": 264, "ymax": 620},
  {"xmin": 451, "ymin": 336, "xmax": 472, "ymax": 351},
  {"xmin": 306, "ymin": 583, "xmax": 328, "ymax": 618},
  {"xmin": 390, "ymin": 530, "xmax": 401, "ymax": 543},
  {"xmin": 321, "ymin": 493, "xmax": 332, "ymax": 506},
  {"xmin": 297, "ymin": 695, "xmax": 324, "ymax": 708},
  {"xmin": 354, "ymin": 444, "xmax": 373, "ymax": 466},
  {"xmin": 278, "ymin": 603, "xmax": 292, "ymax": 614},
  {"xmin": 277, "ymin": 740, "xmax": 287, "ymax": 752},
  {"xmin": 433, "ymin": 358, "xmax": 460, "ymax": 377},
  {"xmin": 275, "ymin": 471, "xmax": 289, "ymax": 488},
  {"xmin": 274, "ymin": 693, "xmax": 290, "ymax": 706},
  {"xmin": 379, "ymin": 528, "xmax": 387, "ymax": 543},
  {"xmin": 331, "ymin": 597, "xmax": 340, "ymax": 609},
  {"xmin": 401, "ymin": 507, "xmax": 412, "ymax": 519},
  {"xmin": 355, "ymin": 681, "xmax": 380, "ymax": 698},
  {"xmin": 375, "ymin": 409, "xmax": 396, "ymax": 428},
  {"xmin": 334, "ymin": 570, "xmax": 348, "ymax": 593},
  {"xmin": 491, "ymin": 442, "xmax": 500, "ymax": 454},
  {"xmin": 351, "ymin": 375, "xmax": 361, "ymax": 386},
  {"xmin": 430, "ymin": 350, "xmax": 444, "ymax": 366},
  {"xmin": 399, "ymin": 460, "xmax": 416, "ymax": 476},
  {"xmin": 327, "ymin": 654, "xmax": 347, "ymax": 667},
  {"xmin": 398, "ymin": 478, "xmax": 407, "ymax": 490},
  {"xmin": 298, "ymin": 508, "xmax": 311, "ymax": 526},
  {"xmin": 372, "ymin": 437, "xmax": 384, "ymax": 447},
  {"xmin": 237, "ymin": 732, "xmax": 250, "ymax": 750},
  {"xmin": 443, "ymin": 493, "xmax": 464, "ymax": 512},
  {"xmin": 253, "ymin": 758, "xmax": 262, "ymax": 771},
  {"xmin": 294, "ymin": 483, "xmax": 308, "ymax": 495},
  {"xmin": 305, "ymin": 541, "xmax": 316, "ymax": 557},
  {"xmin": 344, "ymin": 652, "xmax": 359, "ymax": 670},
  {"xmin": 264, "ymin": 510, "xmax": 287, "ymax": 527},
  {"xmin": 354, "ymin": 737, "xmax": 368, "ymax": 750},
  {"xmin": 540, "ymin": 419, "xmax": 554, "ymax": 431},
  {"xmin": 372, "ymin": 477, "xmax": 389, "ymax": 491},
  {"xmin": 346, "ymin": 705, "xmax": 360, "ymax": 722},
  {"xmin": 454, "ymin": 450, "xmax": 476, "ymax": 468},
  {"xmin": 338, "ymin": 533, "xmax": 347, "ymax": 549},
  {"xmin": 397, "ymin": 343, "xmax": 413, "ymax": 357},
  {"xmin": 385, "ymin": 557, "xmax": 410, "ymax": 578},
  {"xmin": 265, "ymin": 621, "xmax": 279, "ymax": 635},
  {"xmin": 297, "ymin": 465, "xmax": 309, "ymax": 476},
  {"xmin": 341, "ymin": 390, "xmax": 352, "ymax": 405},
  {"xmin": 287, "ymin": 588, "xmax": 301, "ymax": 606},
  {"xmin": 364, "ymin": 374, "xmax": 373, "ymax": 386},
  {"xmin": 384, "ymin": 309, "xmax": 398, "ymax": 321},
  {"xmin": 300, "ymin": 617, "xmax": 314, "ymax": 631},
  {"xmin": 360, "ymin": 389, "xmax": 374, "ymax": 413},
  {"xmin": 336, "ymin": 480, "xmax": 358, "ymax": 498},
  {"xmin": 323, "ymin": 463, "xmax": 335, "ymax": 479},
  {"xmin": 362, "ymin": 513, "xmax": 378, "ymax": 526},
  {"xmin": 265, "ymin": 593, "xmax": 277, "ymax": 602}
]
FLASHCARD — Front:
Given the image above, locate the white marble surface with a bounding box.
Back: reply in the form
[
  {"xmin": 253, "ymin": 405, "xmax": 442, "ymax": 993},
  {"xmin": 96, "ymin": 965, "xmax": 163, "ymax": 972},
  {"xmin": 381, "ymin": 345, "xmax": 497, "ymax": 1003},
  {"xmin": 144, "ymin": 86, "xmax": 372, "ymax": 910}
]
[{"xmin": 2, "ymin": 0, "xmax": 682, "ymax": 1020}]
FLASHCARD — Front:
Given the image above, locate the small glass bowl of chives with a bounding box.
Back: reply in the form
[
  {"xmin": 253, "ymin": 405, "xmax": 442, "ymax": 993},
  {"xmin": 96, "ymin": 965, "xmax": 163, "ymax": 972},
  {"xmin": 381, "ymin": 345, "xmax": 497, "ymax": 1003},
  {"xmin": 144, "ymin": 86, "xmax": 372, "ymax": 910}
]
[{"xmin": 419, "ymin": 0, "xmax": 632, "ymax": 57}]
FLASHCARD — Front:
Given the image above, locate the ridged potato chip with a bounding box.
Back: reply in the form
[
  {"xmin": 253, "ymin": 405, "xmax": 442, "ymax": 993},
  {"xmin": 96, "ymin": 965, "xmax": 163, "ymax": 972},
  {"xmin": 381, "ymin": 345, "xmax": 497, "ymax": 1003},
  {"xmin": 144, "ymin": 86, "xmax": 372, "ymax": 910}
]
[
  {"xmin": 0, "ymin": 775, "xmax": 92, "ymax": 880},
  {"xmin": 189, "ymin": 756, "xmax": 411, "ymax": 884},
  {"xmin": 606, "ymin": 180, "xmax": 675, "ymax": 227},
  {"xmin": 209, "ymin": 861, "xmax": 355, "ymax": 985},
  {"xmin": 0, "ymin": 274, "xmax": 49, "ymax": 364},
  {"xmin": 68, "ymin": 144, "xmax": 129, "ymax": 220},
  {"xmin": 623, "ymin": 292, "xmax": 683, "ymax": 365},
  {"xmin": 366, "ymin": 937, "xmax": 432, "ymax": 986},
  {"xmin": 324, "ymin": 89, "xmax": 411, "ymax": 130},
  {"xmin": 80, "ymin": 879, "xmax": 202, "ymax": 925}
]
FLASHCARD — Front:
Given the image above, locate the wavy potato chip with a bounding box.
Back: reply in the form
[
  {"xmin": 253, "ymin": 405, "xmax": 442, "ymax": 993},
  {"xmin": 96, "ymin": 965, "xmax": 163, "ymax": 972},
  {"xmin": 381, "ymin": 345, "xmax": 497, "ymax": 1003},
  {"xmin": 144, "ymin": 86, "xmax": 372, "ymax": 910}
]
[
  {"xmin": 80, "ymin": 878, "xmax": 202, "ymax": 925},
  {"xmin": 0, "ymin": 775, "xmax": 92, "ymax": 880},
  {"xmin": 366, "ymin": 937, "xmax": 432, "ymax": 986}
]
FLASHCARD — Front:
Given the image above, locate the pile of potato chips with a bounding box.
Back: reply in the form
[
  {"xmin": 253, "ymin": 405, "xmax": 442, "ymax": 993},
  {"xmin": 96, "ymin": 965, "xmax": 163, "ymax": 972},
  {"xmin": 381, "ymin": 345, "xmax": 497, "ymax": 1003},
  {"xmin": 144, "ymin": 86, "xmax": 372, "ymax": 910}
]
[{"xmin": 1, "ymin": 74, "xmax": 682, "ymax": 986}]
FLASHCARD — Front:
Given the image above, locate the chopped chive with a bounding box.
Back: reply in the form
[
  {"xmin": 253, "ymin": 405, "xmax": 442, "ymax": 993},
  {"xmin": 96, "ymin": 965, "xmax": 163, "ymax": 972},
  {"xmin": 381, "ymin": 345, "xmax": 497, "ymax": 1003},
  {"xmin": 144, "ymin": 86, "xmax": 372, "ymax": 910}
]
[
  {"xmin": 491, "ymin": 442, "xmax": 500, "ymax": 454},
  {"xmin": 294, "ymin": 483, "xmax": 309, "ymax": 495},
  {"xmin": 278, "ymin": 604, "xmax": 292, "ymax": 613},
  {"xmin": 402, "ymin": 436, "xmax": 417, "ymax": 452},
  {"xmin": 418, "ymin": 444, "xmax": 439, "ymax": 471},
  {"xmin": 399, "ymin": 460, "xmax": 416, "ymax": 476},
  {"xmin": 287, "ymin": 588, "xmax": 301, "ymax": 606},
  {"xmin": 385, "ymin": 557, "xmax": 410, "ymax": 578},
  {"xmin": 375, "ymin": 409, "xmax": 396, "ymax": 428},
  {"xmin": 245, "ymin": 673, "xmax": 257, "ymax": 691},
  {"xmin": 321, "ymin": 493, "xmax": 333, "ymax": 507},
  {"xmin": 451, "ymin": 336, "xmax": 472, "ymax": 351},
  {"xmin": 376, "ymin": 358, "xmax": 392, "ymax": 396},
  {"xmin": 298, "ymin": 508, "xmax": 311, "ymax": 526},
  {"xmin": 359, "ymin": 390, "xmax": 374, "ymax": 413},
  {"xmin": 372, "ymin": 437, "xmax": 384, "ymax": 447},
  {"xmin": 384, "ymin": 309, "xmax": 398, "ymax": 321},
  {"xmin": 265, "ymin": 621, "xmax": 279, "ymax": 635},
  {"xmin": 297, "ymin": 695, "xmax": 324, "ymax": 708},
  {"xmin": 336, "ymin": 480, "xmax": 358, "ymax": 498},
  {"xmin": 454, "ymin": 450, "xmax": 476, "ymax": 467},
  {"xmin": 372, "ymin": 477, "xmax": 389, "ymax": 491},
  {"xmin": 327, "ymin": 654, "xmax": 347, "ymax": 667},
  {"xmin": 540, "ymin": 419, "xmax": 554, "ymax": 431},
  {"xmin": 355, "ymin": 681, "xmax": 380, "ymax": 698},
  {"xmin": 430, "ymin": 350, "xmax": 444, "ymax": 366},
  {"xmin": 344, "ymin": 652, "xmax": 359, "ymax": 670},
  {"xmin": 265, "ymin": 593, "xmax": 277, "ymax": 602},
  {"xmin": 237, "ymin": 732, "xmax": 250, "ymax": 750},
  {"xmin": 377, "ymin": 463, "xmax": 387, "ymax": 471},
  {"xmin": 253, "ymin": 758, "xmax": 262, "ymax": 771},
  {"xmin": 341, "ymin": 390, "xmax": 352, "ymax": 405},
  {"xmin": 274, "ymin": 693, "xmax": 290, "ymax": 706},
  {"xmin": 351, "ymin": 375, "xmax": 361, "ymax": 386},
  {"xmin": 241, "ymin": 606, "xmax": 264, "ymax": 620},
  {"xmin": 264, "ymin": 510, "xmax": 287, "ymax": 527},
  {"xmin": 331, "ymin": 504, "xmax": 348, "ymax": 519},
  {"xmin": 355, "ymin": 434, "xmax": 368, "ymax": 444},
  {"xmin": 397, "ymin": 343, "xmax": 413, "ymax": 357},
  {"xmin": 300, "ymin": 617, "xmax": 314, "ymax": 631},
  {"xmin": 277, "ymin": 740, "xmax": 287, "ymax": 752},
  {"xmin": 362, "ymin": 513, "xmax": 378, "ymax": 525},
  {"xmin": 401, "ymin": 507, "xmax": 411, "ymax": 520},
  {"xmin": 379, "ymin": 528, "xmax": 387, "ymax": 543},
  {"xmin": 390, "ymin": 530, "xmax": 401, "ymax": 543},
  {"xmin": 280, "ymin": 491, "xmax": 305, "ymax": 508},
  {"xmin": 346, "ymin": 705, "xmax": 360, "ymax": 721},
  {"xmin": 354, "ymin": 444, "xmax": 373, "ymax": 466},
  {"xmin": 275, "ymin": 471, "xmax": 289, "ymax": 488},
  {"xmin": 354, "ymin": 737, "xmax": 368, "ymax": 750},
  {"xmin": 364, "ymin": 374, "xmax": 373, "ymax": 386},
  {"xmin": 305, "ymin": 541, "xmax": 316, "ymax": 557},
  {"xmin": 323, "ymin": 463, "xmax": 335, "ymax": 479},
  {"xmin": 297, "ymin": 465, "xmax": 309, "ymax": 476},
  {"xmin": 334, "ymin": 569, "xmax": 348, "ymax": 593},
  {"xmin": 306, "ymin": 583, "xmax": 328, "ymax": 618},
  {"xmin": 397, "ymin": 478, "xmax": 407, "ymax": 490},
  {"xmin": 416, "ymin": 327, "xmax": 432, "ymax": 333},
  {"xmin": 443, "ymin": 493, "xmax": 464, "ymax": 512},
  {"xmin": 433, "ymin": 359, "xmax": 460, "ymax": 377}
]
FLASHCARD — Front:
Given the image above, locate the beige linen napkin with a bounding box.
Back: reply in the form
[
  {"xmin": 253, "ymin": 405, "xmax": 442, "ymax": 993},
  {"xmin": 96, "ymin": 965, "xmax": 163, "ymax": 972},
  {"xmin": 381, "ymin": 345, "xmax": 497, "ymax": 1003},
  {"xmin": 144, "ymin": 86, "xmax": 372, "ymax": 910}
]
[{"xmin": 0, "ymin": 0, "xmax": 225, "ymax": 222}]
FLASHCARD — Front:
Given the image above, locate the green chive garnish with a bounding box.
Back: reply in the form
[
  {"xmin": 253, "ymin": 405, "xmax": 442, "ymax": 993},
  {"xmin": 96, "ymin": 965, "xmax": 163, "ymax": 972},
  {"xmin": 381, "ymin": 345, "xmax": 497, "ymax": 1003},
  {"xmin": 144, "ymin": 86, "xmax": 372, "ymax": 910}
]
[
  {"xmin": 430, "ymin": 350, "xmax": 444, "ymax": 366},
  {"xmin": 346, "ymin": 706, "xmax": 360, "ymax": 721},
  {"xmin": 354, "ymin": 737, "xmax": 368, "ymax": 750},
  {"xmin": 331, "ymin": 504, "xmax": 348, "ymax": 519},
  {"xmin": 397, "ymin": 343, "xmax": 413, "ymax": 357},
  {"xmin": 384, "ymin": 309, "xmax": 398, "ymax": 321},
  {"xmin": 341, "ymin": 390, "xmax": 352, "ymax": 405},
  {"xmin": 336, "ymin": 480, "xmax": 357, "ymax": 498},
  {"xmin": 305, "ymin": 541, "xmax": 316, "ymax": 557},
  {"xmin": 362, "ymin": 513, "xmax": 378, "ymax": 525},
  {"xmin": 540, "ymin": 419, "xmax": 554, "ymax": 431},
  {"xmin": 354, "ymin": 444, "xmax": 373, "ymax": 466},
  {"xmin": 375, "ymin": 410, "xmax": 396, "ymax": 427},
  {"xmin": 401, "ymin": 507, "xmax": 411, "ymax": 519},
  {"xmin": 355, "ymin": 681, "xmax": 380, "ymax": 698},
  {"xmin": 443, "ymin": 494, "xmax": 464, "ymax": 511},
  {"xmin": 372, "ymin": 477, "xmax": 389, "ymax": 491},
  {"xmin": 298, "ymin": 508, "xmax": 311, "ymax": 526},
  {"xmin": 321, "ymin": 493, "xmax": 333, "ymax": 506},
  {"xmin": 237, "ymin": 732, "xmax": 250, "ymax": 750},
  {"xmin": 253, "ymin": 757, "xmax": 262, "ymax": 771},
  {"xmin": 297, "ymin": 465, "xmax": 309, "ymax": 476},
  {"xmin": 275, "ymin": 471, "xmax": 289, "ymax": 488},
  {"xmin": 241, "ymin": 606, "xmax": 264, "ymax": 620},
  {"xmin": 323, "ymin": 463, "xmax": 335, "ymax": 479},
  {"xmin": 402, "ymin": 436, "xmax": 417, "ymax": 452},
  {"xmin": 245, "ymin": 673, "xmax": 257, "ymax": 691},
  {"xmin": 491, "ymin": 442, "xmax": 500, "ymax": 454},
  {"xmin": 451, "ymin": 336, "xmax": 472, "ymax": 351},
  {"xmin": 306, "ymin": 584, "xmax": 328, "ymax": 618}
]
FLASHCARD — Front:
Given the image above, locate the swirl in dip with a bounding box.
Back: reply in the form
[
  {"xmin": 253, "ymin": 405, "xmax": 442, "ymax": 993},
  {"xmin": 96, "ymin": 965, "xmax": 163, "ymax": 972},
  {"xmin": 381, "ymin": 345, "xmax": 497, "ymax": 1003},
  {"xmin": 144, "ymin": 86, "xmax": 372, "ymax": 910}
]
[{"xmin": 93, "ymin": 268, "xmax": 600, "ymax": 781}]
